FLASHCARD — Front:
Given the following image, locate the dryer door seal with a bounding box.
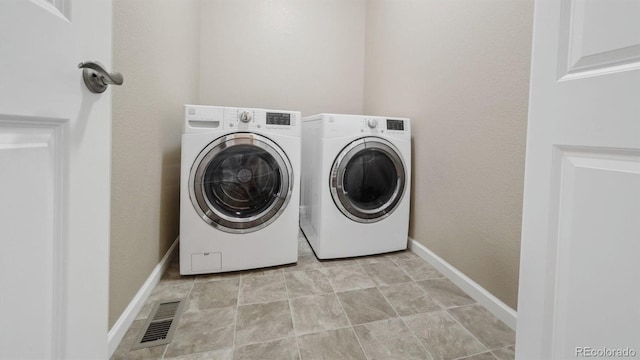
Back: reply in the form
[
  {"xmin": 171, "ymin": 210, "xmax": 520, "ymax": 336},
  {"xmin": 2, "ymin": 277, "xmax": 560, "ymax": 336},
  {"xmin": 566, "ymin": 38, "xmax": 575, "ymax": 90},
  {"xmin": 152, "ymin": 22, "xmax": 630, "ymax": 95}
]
[
  {"xmin": 190, "ymin": 133, "xmax": 293, "ymax": 233},
  {"xmin": 330, "ymin": 137, "xmax": 406, "ymax": 223}
]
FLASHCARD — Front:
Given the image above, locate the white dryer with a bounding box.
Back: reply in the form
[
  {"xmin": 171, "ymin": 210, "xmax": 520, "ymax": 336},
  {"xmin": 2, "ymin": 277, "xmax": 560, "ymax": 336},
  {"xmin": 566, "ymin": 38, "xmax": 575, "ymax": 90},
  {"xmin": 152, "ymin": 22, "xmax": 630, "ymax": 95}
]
[
  {"xmin": 180, "ymin": 105, "xmax": 300, "ymax": 275},
  {"xmin": 300, "ymin": 114, "xmax": 411, "ymax": 259}
]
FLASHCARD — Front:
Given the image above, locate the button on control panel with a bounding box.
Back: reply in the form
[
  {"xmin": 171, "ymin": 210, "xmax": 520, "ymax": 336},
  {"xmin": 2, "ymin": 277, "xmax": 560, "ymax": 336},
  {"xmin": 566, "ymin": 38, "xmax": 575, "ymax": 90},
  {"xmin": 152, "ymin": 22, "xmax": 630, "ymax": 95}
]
[{"xmin": 239, "ymin": 110, "xmax": 253, "ymax": 123}]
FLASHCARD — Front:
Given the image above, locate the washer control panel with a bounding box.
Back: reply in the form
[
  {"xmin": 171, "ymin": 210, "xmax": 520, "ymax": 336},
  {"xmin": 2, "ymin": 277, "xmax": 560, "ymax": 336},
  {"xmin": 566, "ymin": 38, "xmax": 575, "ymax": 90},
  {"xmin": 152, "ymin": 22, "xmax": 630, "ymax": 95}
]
[
  {"xmin": 227, "ymin": 108, "xmax": 297, "ymax": 131},
  {"xmin": 183, "ymin": 105, "xmax": 300, "ymax": 134}
]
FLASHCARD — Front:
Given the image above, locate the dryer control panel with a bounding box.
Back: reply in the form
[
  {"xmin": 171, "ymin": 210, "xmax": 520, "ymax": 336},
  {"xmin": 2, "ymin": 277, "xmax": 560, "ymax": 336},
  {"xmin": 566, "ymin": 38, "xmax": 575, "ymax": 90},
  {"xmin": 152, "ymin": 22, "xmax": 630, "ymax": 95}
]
[
  {"xmin": 308, "ymin": 113, "xmax": 410, "ymax": 141},
  {"xmin": 360, "ymin": 116, "xmax": 407, "ymax": 135}
]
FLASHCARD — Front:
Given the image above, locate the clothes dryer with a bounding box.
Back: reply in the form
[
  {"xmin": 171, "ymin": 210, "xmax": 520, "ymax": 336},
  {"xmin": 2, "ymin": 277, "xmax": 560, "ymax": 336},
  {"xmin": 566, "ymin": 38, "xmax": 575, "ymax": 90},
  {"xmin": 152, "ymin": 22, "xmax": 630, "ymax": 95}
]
[{"xmin": 300, "ymin": 114, "xmax": 411, "ymax": 259}]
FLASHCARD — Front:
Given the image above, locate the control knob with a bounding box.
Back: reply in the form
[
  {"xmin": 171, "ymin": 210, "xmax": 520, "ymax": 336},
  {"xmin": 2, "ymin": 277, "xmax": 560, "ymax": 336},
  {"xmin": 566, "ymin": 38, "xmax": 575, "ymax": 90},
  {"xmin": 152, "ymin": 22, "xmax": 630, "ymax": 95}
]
[
  {"xmin": 239, "ymin": 111, "xmax": 253, "ymax": 123},
  {"xmin": 367, "ymin": 118, "xmax": 378, "ymax": 128}
]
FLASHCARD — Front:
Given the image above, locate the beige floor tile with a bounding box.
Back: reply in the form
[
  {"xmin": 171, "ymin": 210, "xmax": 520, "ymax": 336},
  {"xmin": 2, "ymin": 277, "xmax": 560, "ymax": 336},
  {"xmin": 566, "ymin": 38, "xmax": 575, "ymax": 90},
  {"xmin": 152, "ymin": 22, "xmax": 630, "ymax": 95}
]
[
  {"xmin": 404, "ymin": 311, "xmax": 486, "ymax": 360},
  {"xmin": 319, "ymin": 257, "xmax": 359, "ymax": 268},
  {"xmin": 355, "ymin": 254, "xmax": 390, "ymax": 265},
  {"xmin": 353, "ymin": 318, "xmax": 432, "ymax": 360},
  {"xmin": 164, "ymin": 307, "xmax": 236, "ymax": 358},
  {"xmin": 385, "ymin": 250, "xmax": 419, "ymax": 261},
  {"xmin": 290, "ymin": 294, "xmax": 350, "ymax": 335},
  {"xmin": 261, "ymin": 267, "xmax": 286, "ymax": 276},
  {"xmin": 238, "ymin": 274, "xmax": 287, "ymax": 305},
  {"xmin": 187, "ymin": 278, "xmax": 239, "ymax": 312},
  {"xmin": 394, "ymin": 258, "xmax": 443, "ymax": 281},
  {"xmin": 165, "ymin": 349, "xmax": 233, "ymax": 360},
  {"xmin": 235, "ymin": 300, "xmax": 294, "ymax": 346},
  {"xmin": 238, "ymin": 269, "xmax": 269, "ymax": 278},
  {"xmin": 492, "ymin": 345, "xmax": 515, "ymax": 360},
  {"xmin": 361, "ymin": 261, "xmax": 412, "ymax": 286},
  {"xmin": 194, "ymin": 271, "xmax": 242, "ymax": 283},
  {"xmin": 298, "ymin": 237, "xmax": 314, "ymax": 255},
  {"xmin": 337, "ymin": 287, "xmax": 397, "ymax": 325},
  {"xmin": 459, "ymin": 352, "xmax": 498, "ymax": 360},
  {"xmin": 460, "ymin": 352, "xmax": 497, "ymax": 360},
  {"xmin": 417, "ymin": 278, "xmax": 476, "ymax": 308},
  {"xmin": 194, "ymin": 268, "xmax": 266, "ymax": 283},
  {"xmin": 285, "ymin": 270, "xmax": 333, "ymax": 298},
  {"xmin": 297, "ymin": 328, "xmax": 366, "ymax": 360},
  {"xmin": 238, "ymin": 273, "xmax": 287, "ymax": 305},
  {"xmin": 449, "ymin": 305, "xmax": 515, "ymax": 350},
  {"xmin": 233, "ymin": 338, "xmax": 299, "ymax": 360},
  {"xmin": 324, "ymin": 265, "xmax": 376, "ymax": 292},
  {"xmin": 379, "ymin": 282, "xmax": 441, "ymax": 316},
  {"xmin": 283, "ymin": 254, "xmax": 321, "ymax": 273}
]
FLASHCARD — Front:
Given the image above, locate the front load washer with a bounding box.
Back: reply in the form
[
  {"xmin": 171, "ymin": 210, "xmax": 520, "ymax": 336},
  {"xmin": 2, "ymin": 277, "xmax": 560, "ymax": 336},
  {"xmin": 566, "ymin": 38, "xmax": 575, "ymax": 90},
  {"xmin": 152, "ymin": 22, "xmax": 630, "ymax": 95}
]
[
  {"xmin": 300, "ymin": 114, "xmax": 411, "ymax": 259},
  {"xmin": 180, "ymin": 105, "xmax": 301, "ymax": 275}
]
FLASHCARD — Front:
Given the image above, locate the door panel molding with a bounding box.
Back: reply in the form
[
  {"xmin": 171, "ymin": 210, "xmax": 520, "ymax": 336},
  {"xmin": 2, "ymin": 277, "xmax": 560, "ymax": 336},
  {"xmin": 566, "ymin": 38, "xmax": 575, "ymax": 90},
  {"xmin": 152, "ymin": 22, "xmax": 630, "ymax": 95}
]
[
  {"xmin": 0, "ymin": 114, "xmax": 67, "ymax": 359},
  {"xmin": 558, "ymin": 0, "xmax": 640, "ymax": 80},
  {"xmin": 36, "ymin": 0, "xmax": 71, "ymax": 20},
  {"xmin": 543, "ymin": 146, "xmax": 640, "ymax": 358}
]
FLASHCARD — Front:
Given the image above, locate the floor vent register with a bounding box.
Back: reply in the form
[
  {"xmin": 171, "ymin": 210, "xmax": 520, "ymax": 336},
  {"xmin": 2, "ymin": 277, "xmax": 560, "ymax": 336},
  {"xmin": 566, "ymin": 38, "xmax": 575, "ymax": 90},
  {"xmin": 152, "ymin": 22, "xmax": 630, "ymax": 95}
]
[{"xmin": 132, "ymin": 299, "xmax": 185, "ymax": 350}]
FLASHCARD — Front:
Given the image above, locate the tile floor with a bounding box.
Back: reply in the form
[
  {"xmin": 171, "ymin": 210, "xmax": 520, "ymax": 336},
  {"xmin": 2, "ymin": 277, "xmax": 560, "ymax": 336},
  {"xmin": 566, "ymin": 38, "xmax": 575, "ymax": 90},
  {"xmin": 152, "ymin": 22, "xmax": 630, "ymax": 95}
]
[{"xmin": 112, "ymin": 230, "xmax": 516, "ymax": 360}]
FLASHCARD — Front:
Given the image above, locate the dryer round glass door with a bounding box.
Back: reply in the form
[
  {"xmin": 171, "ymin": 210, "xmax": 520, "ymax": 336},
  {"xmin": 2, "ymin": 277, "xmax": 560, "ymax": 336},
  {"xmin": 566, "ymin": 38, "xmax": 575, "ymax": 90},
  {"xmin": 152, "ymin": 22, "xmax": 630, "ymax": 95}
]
[
  {"xmin": 330, "ymin": 137, "xmax": 406, "ymax": 223},
  {"xmin": 189, "ymin": 133, "xmax": 293, "ymax": 233}
]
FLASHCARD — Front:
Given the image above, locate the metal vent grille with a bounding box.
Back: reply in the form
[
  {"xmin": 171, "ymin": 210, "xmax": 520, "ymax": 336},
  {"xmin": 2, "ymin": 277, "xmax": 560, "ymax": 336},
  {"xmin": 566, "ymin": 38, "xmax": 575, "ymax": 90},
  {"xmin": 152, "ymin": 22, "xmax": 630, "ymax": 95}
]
[
  {"xmin": 132, "ymin": 299, "xmax": 184, "ymax": 350},
  {"xmin": 140, "ymin": 319, "xmax": 173, "ymax": 343},
  {"xmin": 153, "ymin": 301, "xmax": 180, "ymax": 320}
]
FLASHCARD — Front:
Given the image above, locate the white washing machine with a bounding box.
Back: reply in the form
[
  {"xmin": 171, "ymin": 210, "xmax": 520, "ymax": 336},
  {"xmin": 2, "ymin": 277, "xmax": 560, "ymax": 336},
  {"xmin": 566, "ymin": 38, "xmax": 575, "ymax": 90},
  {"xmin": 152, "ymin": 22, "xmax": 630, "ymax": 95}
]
[
  {"xmin": 180, "ymin": 105, "xmax": 301, "ymax": 275},
  {"xmin": 300, "ymin": 114, "xmax": 411, "ymax": 259}
]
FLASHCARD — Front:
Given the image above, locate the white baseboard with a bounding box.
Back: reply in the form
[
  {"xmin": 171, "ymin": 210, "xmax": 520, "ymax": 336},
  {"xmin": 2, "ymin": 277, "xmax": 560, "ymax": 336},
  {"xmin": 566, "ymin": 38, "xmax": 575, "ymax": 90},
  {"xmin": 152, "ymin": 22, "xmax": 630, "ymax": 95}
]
[
  {"xmin": 107, "ymin": 236, "xmax": 179, "ymax": 358},
  {"xmin": 408, "ymin": 237, "xmax": 517, "ymax": 330}
]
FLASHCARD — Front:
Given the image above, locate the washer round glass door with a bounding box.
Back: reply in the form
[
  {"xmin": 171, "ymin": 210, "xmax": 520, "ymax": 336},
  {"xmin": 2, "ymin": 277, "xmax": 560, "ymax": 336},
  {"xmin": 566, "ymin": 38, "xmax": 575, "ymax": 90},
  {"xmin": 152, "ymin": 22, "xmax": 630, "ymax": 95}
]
[
  {"xmin": 189, "ymin": 133, "xmax": 293, "ymax": 233},
  {"xmin": 330, "ymin": 137, "xmax": 406, "ymax": 223}
]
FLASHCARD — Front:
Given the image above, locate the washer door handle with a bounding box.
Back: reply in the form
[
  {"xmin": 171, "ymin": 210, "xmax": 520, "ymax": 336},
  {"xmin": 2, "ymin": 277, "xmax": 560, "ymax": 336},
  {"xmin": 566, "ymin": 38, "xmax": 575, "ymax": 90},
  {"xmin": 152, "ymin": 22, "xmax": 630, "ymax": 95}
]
[{"xmin": 78, "ymin": 61, "xmax": 124, "ymax": 93}]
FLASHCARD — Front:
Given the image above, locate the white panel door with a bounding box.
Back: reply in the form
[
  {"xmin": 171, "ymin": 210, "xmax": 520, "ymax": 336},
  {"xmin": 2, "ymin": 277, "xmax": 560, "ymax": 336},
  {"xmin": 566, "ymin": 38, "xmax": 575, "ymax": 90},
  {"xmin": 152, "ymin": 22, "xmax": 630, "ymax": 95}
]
[
  {"xmin": 517, "ymin": 0, "xmax": 640, "ymax": 359},
  {"xmin": 0, "ymin": 1, "xmax": 113, "ymax": 358}
]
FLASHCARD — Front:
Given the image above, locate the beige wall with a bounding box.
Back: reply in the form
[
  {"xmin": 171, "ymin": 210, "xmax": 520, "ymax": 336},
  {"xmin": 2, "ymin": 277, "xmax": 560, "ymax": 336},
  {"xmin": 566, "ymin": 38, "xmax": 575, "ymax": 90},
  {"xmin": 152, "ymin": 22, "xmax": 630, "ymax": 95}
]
[
  {"xmin": 363, "ymin": 0, "xmax": 534, "ymax": 309},
  {"xmin": 110, "ymin": 0, "xmax": 532, "ymax": 327},
  {"xmin": 198, "ymin": 0, "xmax": 366, "ymax": 115},
  {"xmin": 110, "ymin": 0, "xmax": 200, "ymax": 328}
]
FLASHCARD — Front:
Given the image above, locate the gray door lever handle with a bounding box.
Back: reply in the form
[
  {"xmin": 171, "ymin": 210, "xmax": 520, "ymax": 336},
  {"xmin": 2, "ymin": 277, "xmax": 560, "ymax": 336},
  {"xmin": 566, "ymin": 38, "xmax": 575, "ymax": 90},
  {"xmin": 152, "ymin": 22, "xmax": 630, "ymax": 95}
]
[{"xmin": 78, "ymin": 61, "xmax": 124, "ymax": 93}]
